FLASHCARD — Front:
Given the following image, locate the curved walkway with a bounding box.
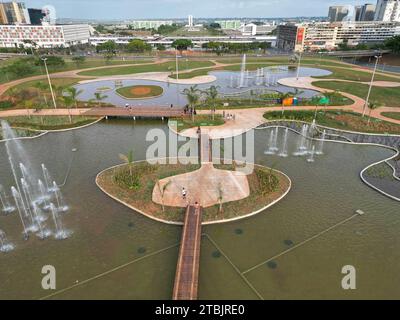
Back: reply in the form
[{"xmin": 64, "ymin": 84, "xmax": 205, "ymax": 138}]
[
  {"xmin": 279, "ymin": 76, "xmax": 400, "ymax": 125},
  {"xmin": 3, "ymin": 57, "xmax": 400, "ymax": 98},
  {"xmin": 0, "ymin": 59, "xmax": 169, "ymax": 96}
]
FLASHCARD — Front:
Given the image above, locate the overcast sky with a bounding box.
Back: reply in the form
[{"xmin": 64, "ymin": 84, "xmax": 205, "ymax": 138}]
[{"xmin": 25, "ymin": 0, "xmax": 373, "ymax": 19}]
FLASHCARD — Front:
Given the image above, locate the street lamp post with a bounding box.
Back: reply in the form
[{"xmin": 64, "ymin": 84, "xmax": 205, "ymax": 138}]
[
  {"xmin": 42, "ymin": 57, "xmax": 57, "ymax": 109},
  {"xmin": 175, "ymin": 50, "xmax": 180, "ymax": 106},
  {"xmin": 362, "ymin": 54, "xmax": 381, "ymax": 117}
]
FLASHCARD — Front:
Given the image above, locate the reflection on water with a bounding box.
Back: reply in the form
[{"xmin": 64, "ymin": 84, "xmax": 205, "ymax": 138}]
[
  {"xmin": 74, "ymin": 66, "xmax": 330, "ymax": 107},
  {"xmin": 0, "ymin": 120, "xmax": 399, "ymax": 299}
]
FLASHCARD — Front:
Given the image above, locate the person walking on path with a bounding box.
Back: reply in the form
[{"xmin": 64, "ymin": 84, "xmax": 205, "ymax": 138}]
[{"xmin": 182, "ymin": 187, "xmax": 187, "ymax": 201}]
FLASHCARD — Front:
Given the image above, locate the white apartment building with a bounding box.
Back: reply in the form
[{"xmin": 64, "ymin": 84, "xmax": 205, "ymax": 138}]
[
  {"xmin": 0, "ymin": 24, "xmax": 91, "ymax": 48},
  {"xmin": 290, "ymin": 21, "xmax": 400, "ymax": 51},
  {"xmin": 375, "ymin": 0, "xmax": 400, "ymax": 22},
  {"xmin": 216, "ymin": 20, "xmax": 242, "ymax": 30},
  {"xmin": 129, "ymin": 20, "xmax": 173, "ymax": 30}
]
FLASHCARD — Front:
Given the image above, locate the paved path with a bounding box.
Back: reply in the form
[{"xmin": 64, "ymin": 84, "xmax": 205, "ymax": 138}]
[
  {"xmin": 82, "ymin": 107, "xmax": 184, "ymax": 118},
  {"xmin": 152, "ymin": 163, "xmax": 249, "ymax": 208},
  {"xmin": 0, "ymin": 59, "xmax": 169, "ymax": 96},
  {"xmin": 0, "ymin": 108, "xmax": 91, "ymax": 117},
  {"xmin": 200, "ymin": 131, "xmax": 211, "ymax": 163}
]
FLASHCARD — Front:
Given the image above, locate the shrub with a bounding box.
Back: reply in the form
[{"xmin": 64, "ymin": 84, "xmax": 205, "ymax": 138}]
[
  {"xmin": 0, "ymin": 100, "xmax": 14, "ymax": 109},
  {"xmin": 255, "ymin": 168, "xmax": 280, "ymax": 195},
  {"xmin": 114, "ymin": 168, "xmax": 141, "ymax": 190}
]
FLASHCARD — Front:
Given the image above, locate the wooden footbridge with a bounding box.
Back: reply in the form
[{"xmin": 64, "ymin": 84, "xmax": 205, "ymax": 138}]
[
  {"xmin": 83, "ymin": 107, "xmax": 184, "ymax": 118},
  {"xmin": 172, "ymin": 130, "xmax": 211, "ymax": 300},
  {"xmin": 172, "ymin": 205, "xmax": 203, "ymax": 300}
]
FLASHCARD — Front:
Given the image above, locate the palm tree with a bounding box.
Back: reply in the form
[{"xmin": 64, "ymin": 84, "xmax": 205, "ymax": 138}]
[
  {"xmin": 119, "ymin": 150, "xmax": 134, "ymax": 176},
  {"xmin": 23, "ymin": 100, "xmax": 34, "ymax": 119},
  {"xmin": 367, "ymin": 102, "xmax": 379, "ymax": 125},
  {"xmin": 64, "ymin": 87, "xmax": 83, "ymax": 109},
  {"xmin": 157, "ymin": 180, "xmax": 171, "ymax": 212},
  {"xmin": 202, "ymin": 85, "xmax": 220, "ymax": 120},
  {"xmin": 94, "ymin": 92, "xmax": 108, "ymax": 107},
  {"xmin": 217, "ymin": 182, "xmax": 223, "ymax": 217},
  {"xmin": 183, "ymin": 85, "xmax": 200, "ymax": 122},
  {"xmin": 61, "ymin": 95, "xmax": 73, "ymax": 123}
]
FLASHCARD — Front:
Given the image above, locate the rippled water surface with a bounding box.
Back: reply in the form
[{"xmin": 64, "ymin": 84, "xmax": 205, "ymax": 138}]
[
  {"xmin": 0, "ymin": 120, "xmax": 399, "ymax": 299},
  {"xmin": 74, "ymin": 66, "xmax": 330, "ymax": 107}
]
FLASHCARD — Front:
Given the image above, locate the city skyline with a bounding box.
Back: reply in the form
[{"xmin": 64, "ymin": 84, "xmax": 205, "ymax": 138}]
[{"xmin": 22, "ymin": 0, "xmax": 372, "ymax": 20}]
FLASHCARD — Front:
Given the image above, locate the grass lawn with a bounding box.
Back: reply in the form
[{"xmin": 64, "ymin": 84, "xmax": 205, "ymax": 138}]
[
  {"xmin": 312, "ymin": 81, "xmax": 400, "ymax": 108},
  {"xmin": 0, "ymin": 58, "xmax": 155, "ymax": 84},
  {"xmin": 313, "ymin": 66, "xmax": 400, "ymax": 82},
  {"xmin": 3, "ymin": 78, "xmax": 116, "ymax": 110},
  {"xmin": 116, "ymin": 85, "xmax": 164, "ymax": 99},
  {"xmin": 381, "ymin": 112, "xmax": 400, "ymax": 121},
  {"xmin": 169, "ymin": 67, "xmax": 218, "ymax": 79},
  {"xmin": 170, "ymin": 115, "xmax": 225, "ymax": 131},
  {"xmin": 97, "ymin": 162, "xmax": 290, "ymax": 223},
  {"xmin": 78, "ymin": 60, "xmax": 215, "ymax": 77},
  {"xmin": 1, "ymin": 116, "xmax": 100, "ymax": 131},
  {"xmin": 264, "ymin": 110, "xmax": 400, "ymax": 134},
  {"xmin": 6, "ymin": 77, "xmax": 82, "ymax": 94},
  {"xmin": 216, "ymin": 57, "xmax": 347, "ymax": 67}
]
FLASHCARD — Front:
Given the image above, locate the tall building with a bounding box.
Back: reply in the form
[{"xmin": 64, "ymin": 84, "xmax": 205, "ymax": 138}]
[
  {"xmin": 0, "ymin": 24, "xmax": 91, "ymax": 48},
  {"xmin": 188, "ymin": 15, "xmax": 193, "ymax": 27},
  {"xmin": 0, "ymin": 1, "xmax": 30, "ymax": 24},
  {"xmin": 328, "ymin": 6, "xmax": 352, "ymax": 22},
  {"xmin": 276, "ymin": 24, "xmax": 301, "ymax": 51},
  {"xmin": 130, "ymin": 20, "xmax": 173, "ymax": 30},
  {"xmin": 216, "ymin": 20, "xmax": 242, "ymax": 30},
  {"xmin": 375, "ymin": 0, "xmax": 400, "ymax": 22},
  {"xmin": 27, "ymin": 8, "xmax": 44, "ymax": 25},
  {"xmin": 360, "ymin": 4, "xmax": 376, "ymax": 21},
  {"xmin": 355, "ymin": 6, "xmax": 363, "ymax": 21},
  {"xmin": 278, "ymin": 21, "xmax": 400, "ymax": 52}
]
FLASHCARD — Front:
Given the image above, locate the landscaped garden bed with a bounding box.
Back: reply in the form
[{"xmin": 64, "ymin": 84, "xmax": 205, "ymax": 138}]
[
  {"xmin": 170, "ymin": 115, "xmax": 225, "ymax": 132},
  {"xmin": 116, "ymin": 85, "xmax": 164, "ymax": 99},
  {"xmin": 1, "ymin": 116, "xmax": 100, "ymax": 131},
  {"xmin": 96, "ymin": 161, "xmax": 290, "ymax": 224},
  {"xmin": 264, "ymin": 110, "xmax": 400, "ymax": 134}
]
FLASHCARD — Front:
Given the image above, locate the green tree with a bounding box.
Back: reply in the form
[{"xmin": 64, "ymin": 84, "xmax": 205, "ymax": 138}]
[
  {"xmin": 61, "ymin": 95, "xmax": 73, "ymax": 123},
  {"xmin": 217, "ymin": 182, "xmax": 223, "ymax": 216},
  {"xmin": 183, "ymin": 85, "xmax": 200, "ymax": 121},
  {"xmin": 202, "ymin": 85, "xmax": 220, "ymax": 120},
  {"xmin": 64, "ymin": 87, "xmax": 83, "ymax": 109},
  {"xmin": 97, "ymin": 40, "xmax": 118, "ymax": 62},
  {"xmin": 6, "ymin": 58, "xmax": 35, "ymax": 77},
  {"xmin": 94, "ymin": 92, "xmax": 108, "ymax": 107},
  {"xmin": 94, "ymin": 24, "xmax": 107, "ymax": 34},
  {"xmin": 127, "ymin": 39, "xmax": 152, "ymax": 53},
  {"xmin": 156, "ymin": 44, "xmax": 166, "ymax": 51},
  {"xmin": 119, "ymin": 150, "xmax": 134, "ymax": 176},
  {"xmin": 156, "ymin": 24, "xmax": 180, "ymax": 35},
  {"xmin": 71, "ymin": 56, "xmax": 86, "ymax": 67},
  {"xmin": 36, "ymin": 56, "xmax": 65, "ymax": 68},
  {"xmin": 385, "ymin": 35, "xmax": 400, "ymax": 54},
  {"xmin": 367, "ymin": 102, "xmax": 379, "ymax": 125},
  {"xmin": 258, "ymin": 42, "xmax": 270, "ymax": 54},
  {"xmin": 157, "ymin": 180, "xmax": 171, "ymax": 212},
  {"xmin": 172, "ymin": 39, "xmax": 193, "ymax": 52}
]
